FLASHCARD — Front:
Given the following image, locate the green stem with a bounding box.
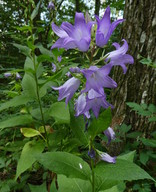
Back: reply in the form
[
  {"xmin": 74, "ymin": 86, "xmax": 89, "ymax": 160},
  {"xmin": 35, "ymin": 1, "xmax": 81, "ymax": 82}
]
[
  {"xmin": 30, "ymin": 21, "xmax": 49, "ymax": 147},
  {"xmin": 91, "ymin": 159, "xmax": 95, "ymax": 192}
]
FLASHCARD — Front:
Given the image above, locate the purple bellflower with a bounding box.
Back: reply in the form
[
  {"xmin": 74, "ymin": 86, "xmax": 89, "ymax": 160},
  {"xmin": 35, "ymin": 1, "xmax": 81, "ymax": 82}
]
[
  {"xmin": 95, "ymin": 6, "xmax": 125, "ymax": 47},
  {"xmin": 88, "ymin": 148, "xmax": 96, "ymax": 159},
  {"xmin": 51, "ymin": 12, "xmax": 94, "ymax": 52},
  {"xmin": 65, "ymin": 71, "xmax": 71, "ymax": 77},
  {"xmin": 4, "ymin": 72, "xmax": 12, "ymax": 78},
  {"xmin": 75, "ymin": 93, "xmax": 90, "ymax": 119},
  {"xmin": 106, "ymin": 39, "xmax": 134, "ymax": 74},
  {"xmin": 52, "ymin": 77, "xmax": 80, "ymax": 105},
  {"xmin": 52, "ymin": 63, "xmax": 56, "ymax": 72},
  {"xmin": 16, "ymin": 72, "xmax": 21, "ymax": 79},
  {"xmin": 75, "ymin": 89, "xmax": 113, "ymax": 118},
  {"xmin": 81, "ymin": 66, "xmax": 117, "ymax": 94},
  {"xmin": 85, "ymin": 89, "xmax": 113, "ymax": 118},
  {"xmin": 100, "ymin": 152, "xmax": 116, "ymax": 163},
  {"xmin": 48, "ymin": 2, "xmax": 55, "ymax": 10},
  {"xmin": 104, "ymin": 127, "xmax": 115, "ymax": 144},
  {"xmin": 70, "ymin": 67, "xmax": 81, "ymax": 73},
  {"xmin": 57, "ymin": 56, "xmax": 62, "ymax": 63}
]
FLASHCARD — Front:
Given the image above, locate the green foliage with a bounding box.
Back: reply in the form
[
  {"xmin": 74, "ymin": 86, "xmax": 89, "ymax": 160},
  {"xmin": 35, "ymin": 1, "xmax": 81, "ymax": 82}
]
[
  {"xmin": 37, "ymin": 152, "xmax": 91, "ymax": 180},
  {"xmin": 88, "ymin": 108, "xmax": 112, "ymax": 139},
  {"xmin": 15, "ymin": 140, "xmax": 45, "ymax": 180},
  {"xmin": 95, "ymin": 159, "xmax": 154, "ymax": 182}
]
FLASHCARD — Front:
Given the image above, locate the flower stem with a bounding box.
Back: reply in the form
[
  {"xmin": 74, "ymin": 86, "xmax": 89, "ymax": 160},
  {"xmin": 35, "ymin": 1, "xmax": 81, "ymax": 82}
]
[{"xmin": 91, "ymin": 159, "xmax": 95, "ymax": 192}]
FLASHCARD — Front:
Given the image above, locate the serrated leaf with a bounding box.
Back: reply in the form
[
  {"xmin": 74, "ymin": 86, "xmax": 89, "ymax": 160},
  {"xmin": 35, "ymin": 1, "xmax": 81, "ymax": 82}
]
[
  {"xmin": 49, "ymin": 102, "xmax": 70, "ymax": 124},
  {"xmin": 0, "ymin": 95, "xmax": 31, "ymax": 112},
  {"xmin": 148, "ymin": 104, "xmax": 156, "ymax": 113},
  {"xmin": 126, "ymin": 131, "xmax": 142, "ymax": 138},
  {"xmin": 37, "ymin": 152, "xmax": 91, "ymax": 180},
  {"xmin": 13, "ymin": 43, "xmax": 31, "ymax": 57},
  {"xmin": 20, "ymin": 128, "xmax": 41, "ymax": 138},
  {"xmin": 140, "ymin": 138, "xmax": 156, "ymax": 148},
  {"xmin": 148, "ymin": 116, "xmax": 156, "ymax": 122},
  {"xmin": 15, "ymin": 140, "xmax": 45, "ymax": 180},
  {"xmin": 22, "ymin": 74, "xmax": 37, "ymax": 99},
  {"xmin": 95, "ymin": 159, "xmax": 154, "ymax": 182},
  {"xmin": 126, "ymin": 102, "xmax": 143, "ymax": 112},
  {"xmin": 0, "ymin": 115, "xmax": 33, "ymax": 130},
  {"xmin": 57, "ymin": 175, "xmax": 92, "ymax": 192},
  {"xmin": 88, "ymin": 108, "xmax": 112, "ymax": 139}
]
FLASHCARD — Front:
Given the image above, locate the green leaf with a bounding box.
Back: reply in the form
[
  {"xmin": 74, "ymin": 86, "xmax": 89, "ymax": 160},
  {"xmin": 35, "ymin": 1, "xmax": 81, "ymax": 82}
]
[
  {"xmin": 22, "ymin": 74, "xmax": 37, "ymax": 99},
  {"xmin": 20, "ymin": 128, "xmax": 42, "ymax": 138},
  {"xmin": 148, "ymin": 104, "xmax": 156, "ymax": 113},
  {"xmin": 0, "ymin": 95, "xmax": 31, "ymax": 112},
  {"xmin": 49, "ymin": 102, "xmax": 70, "ymax": 124},
  {"xmin": 31, "ymin": 1, "xmax": 40, "ymax": 20},
  {"xmin": 140, "ymin": 152, "xmax": 149, "ymax": 165},
  {"xmin": 88, "ymin": 108, "xmax": 112, "ymax": 139},
  {"xmin": 118, "ymin": 151, "xmax": 136, "ymax": 162},
  {"xmin": 37, "ymin": 152, "xmax": 91, "ymax": 180},
  {"xmin": 140, "ymin": 138, "xmax": 156, "ymax": 148},
  {"xmin": 148, "ymin": 116, "xmax": 156, "ymax": 122},
  {"xmin": 0, "ymin": 115, "xmax": 33, "ymax": 130},
  {"xmin": 28, "ymin": 182, "xmax": 47, "ymax": 192},
  {"xmin": 70, "ymin": 115, "xmax": 89, "ymax": 146},
  {"xmin": 126, "ymin": 102, "xmax": 143, "ymax": 112},
  {"xmin": 100, "ymin": 182, "xmax": 126, "ymax": 192},
  {"xmin": 119, "ymin": 124, "xmax": 131, "ymax": 133},
  {"xmin": 95, "ymin": 159, "xmax": 154, "ymax": 182},
  {"xmin": 15, "ymin": 140, "xmax": 44, "ymax": 180},
  {"xmin": 13, "ymin": 43, "xmax": 31, "ymax": 57},
  {"xmin": 39, "ymin": 81, "xmax": 55, "ymax": 98},
  {"xmin": 57, "ymin": 175, "xmax": 92, "ymax": 192},
  {"xmin": 126, "ymin": 131, "xmax": 142, "ymax": 138}
]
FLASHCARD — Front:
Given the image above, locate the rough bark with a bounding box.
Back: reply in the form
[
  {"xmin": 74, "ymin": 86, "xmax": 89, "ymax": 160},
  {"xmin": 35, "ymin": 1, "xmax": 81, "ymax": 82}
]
[
  {"xmin": 95, "ymin": 0, "xmax": 100, "ymax": 16},
  {"xmin": 111, "ymin": 0, "xmax": 156, "ymax": 135}
]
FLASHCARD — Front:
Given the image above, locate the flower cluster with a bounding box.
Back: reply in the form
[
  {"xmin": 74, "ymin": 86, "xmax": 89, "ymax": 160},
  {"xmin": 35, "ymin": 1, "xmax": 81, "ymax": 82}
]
[{"xmin": 52, "ymin": 6, "xmax": 134, "ymax": 119}]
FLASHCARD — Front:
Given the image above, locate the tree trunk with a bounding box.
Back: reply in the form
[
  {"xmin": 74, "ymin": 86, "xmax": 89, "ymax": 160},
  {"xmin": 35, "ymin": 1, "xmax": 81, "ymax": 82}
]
[
  {"xmin": 95, "ymin": 0, "xmax": 100, "ymax": 16},
  {"xmin": 111, "ymin": 0, "xmax": 156, "ymax": 135}
]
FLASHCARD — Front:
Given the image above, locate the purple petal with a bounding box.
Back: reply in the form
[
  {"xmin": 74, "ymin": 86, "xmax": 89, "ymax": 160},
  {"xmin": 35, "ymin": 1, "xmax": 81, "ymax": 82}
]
[
  {"xmin": 88, "ymin": 148, "xmax": 96, "ymax": 159},
  {"xmin": 52, "ymin": 23, "xmax": 68, "ymax": 38},
  {"xmin": 52, "ymin": 63, "xmax": 56, "ymax": 72},
  {"xmin": 112, "ymin": 42, "xmax": 120, "ymax": 49},
  {"xmin": 61, "ymin": 22, "xmax": 76, "ymax": 38},
  {"xmin": 70, "ymin": 67, "xmax": 81, "ymax": 73},
  {"xmin": 51, "ymin": 38, "xmax": 66, "ymax": 49},
  {"xmin": 4, "ymin": 72, "xmax": 12, "ymax": 78},
  {"xmin": 16, "ymin": 72, "xmax": 21, "ymax": 79},
  {"xmin": 48, "ymin": 2, "xmax": 55, "ymax": 9},
  {"xmin": 100, "ymin": 152, "xmax": 116, "ymax": 163},
  {"xmin": 100, "ymin": 6, "xmax": 111, "ymax": 33},
  {"xmin": 52, "ymin": 77, "xmax": 80, "ymax": 105},
  {"xmin": 104, "ymin": 127, "xmax": 116, "ymax": 144},
  {"xmin": 75, "ymin": 93, "xmax": 87, "ymax": 116},
  {"xmin": 75, "ymin": 37, "xmax": 90, "ymax": 52},
  {"xmin": 57, "ymin": 56, "xmax": 62, "ymax": 63}
]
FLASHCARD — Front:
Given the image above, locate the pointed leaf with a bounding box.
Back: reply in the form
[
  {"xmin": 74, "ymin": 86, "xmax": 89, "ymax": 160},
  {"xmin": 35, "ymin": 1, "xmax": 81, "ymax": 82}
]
[
  {"xmin": 37, "ymin": 152, "xmax": 91, "ymax": 180},
  {"xmin": 20, "ymin": 128, "xmax": 42, "ymax": 138},
  {"xmin": 15, "ymin": 140, "xmax": 44, "ymax": 180}
]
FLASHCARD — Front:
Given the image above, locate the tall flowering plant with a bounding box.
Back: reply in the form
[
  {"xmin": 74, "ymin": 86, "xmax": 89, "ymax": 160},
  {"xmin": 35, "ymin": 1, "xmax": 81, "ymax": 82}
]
[{"xmin": 1, "ymin": 3, "xmax": 154, "ymax": 191}]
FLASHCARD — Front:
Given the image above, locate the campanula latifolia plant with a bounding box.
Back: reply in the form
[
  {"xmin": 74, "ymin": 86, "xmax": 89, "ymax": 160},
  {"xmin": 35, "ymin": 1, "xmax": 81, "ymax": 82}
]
[{"xmin": 0, "ymin": 3, "xmax": 154, "ymax": 192}]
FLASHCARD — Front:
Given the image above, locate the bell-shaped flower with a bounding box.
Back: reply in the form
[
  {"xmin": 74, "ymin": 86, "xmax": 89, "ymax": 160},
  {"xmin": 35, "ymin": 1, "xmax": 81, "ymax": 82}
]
[
  {"xmin": 100, "ymin": 152, "xmax": 116, "ymax": 163},
  {"xmin": 84, "ymin": 89, "xmax": 113, "ymax": 118},
  {"xmin": 48, "ymin": 2, "xmax": 55, "ymax": 10},
  {"xmin": 4, "ymin": 72, "xmax": 12, "ymax": 78},
  {"xmin": 52, "ymin": 77, "xmax": 80, "ymax": 104},
  {"xmin": 75, "ymin": 93, "xmax": 90, "ymax": 119},
  {"xmin": 57, "ymin": 56, "xmax": 62, "ymax": 63},
  {"xmin": 81, "ymin": 66, "xmax": 117, "ymax": 94},
  {"xmin": 88, "ymin": 148, "xmax": 96, "ymax": 159},
  {"xmin": 105, "ymin": 39, "xmax": 134, "ymax": 74},
  {"xmin": 52, "ymin": 63, "xmax": 56, "ymax": 72},
  {"xmin": 95, "ymin": 6, "xmax": 125, "ymax": 47},
  {"xmin": 51, "ymin": 12, "xmax": 94, "ymax": 52},
  {"xmin": 104, "ymin": 127, "xmax": 115, "ymax": 144},
  {"xmin": 16, "ymin": 72, "xmax": 21, "ymax": 79}
]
